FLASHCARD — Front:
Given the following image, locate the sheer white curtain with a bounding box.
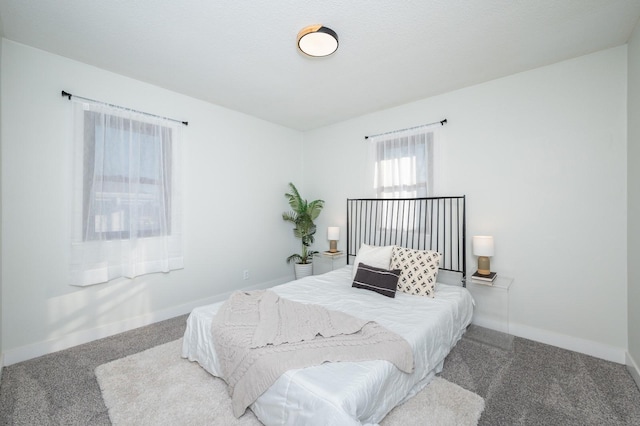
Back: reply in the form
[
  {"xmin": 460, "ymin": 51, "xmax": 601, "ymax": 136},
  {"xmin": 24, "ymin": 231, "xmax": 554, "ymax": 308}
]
[
  {"xmin": 368, "ymin": 124, "xmax": 440, "ymax": 198},
  {"xmin": 70, "ymin": 99, "xmax": 183, "ymax": 286}
]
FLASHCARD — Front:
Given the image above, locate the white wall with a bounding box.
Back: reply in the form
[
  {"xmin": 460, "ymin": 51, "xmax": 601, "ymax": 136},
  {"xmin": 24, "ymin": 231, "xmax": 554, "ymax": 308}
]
[
  {"xmin": 0, "ymin": 39, "xmax": 303, "ymax": 364},
  {"xmin": 627, "ymin": 20, "xmax": 640, "ymax": 385},
  {"xmin": 304, "ymin": 46, "xmax": 628, "ymax": 363},
  {"xmin": 0, "ymin": 38, "xmax": 632, "ymax": 366},
  {"xmin": 0, "ymin": 35, "xmax": 3, "ymax": 371}
]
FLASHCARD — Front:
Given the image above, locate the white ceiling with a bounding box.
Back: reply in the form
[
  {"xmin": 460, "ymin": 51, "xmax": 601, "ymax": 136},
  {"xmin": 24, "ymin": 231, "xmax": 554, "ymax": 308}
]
[{"xmin": 1, "ymin": 0, "xmax": 639, "ymax": 131}]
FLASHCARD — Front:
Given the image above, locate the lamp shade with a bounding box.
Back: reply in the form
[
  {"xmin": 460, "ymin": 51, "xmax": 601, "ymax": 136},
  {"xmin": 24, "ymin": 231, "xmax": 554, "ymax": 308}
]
[
  {"xmin": 472, "ymin": 236, "xmax": 494, "ymax": 256},
  {"xmin": 327, "ymin": 226, "xmax": 340, "ymax": 240},
  {"xmin": 297, "ymin": 25, "xmax": 339, "ymax": 57}
]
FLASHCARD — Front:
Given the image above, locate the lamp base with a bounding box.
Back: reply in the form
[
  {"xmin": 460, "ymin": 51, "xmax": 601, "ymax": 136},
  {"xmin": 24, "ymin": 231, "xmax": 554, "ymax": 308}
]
[
  {"xmin": 329, "ymin": 240, "xmax": 337, "ymax": 253},
  {"xmin": 477, "ymin": 256, "xmax": 491, "ymax": 276}
]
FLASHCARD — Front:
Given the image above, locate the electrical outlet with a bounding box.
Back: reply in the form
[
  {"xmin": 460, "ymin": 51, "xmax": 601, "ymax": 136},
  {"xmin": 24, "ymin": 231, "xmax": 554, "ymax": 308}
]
[{"xmin": 243, "ymin": 270, "xmax": 250, "ymax": 280}]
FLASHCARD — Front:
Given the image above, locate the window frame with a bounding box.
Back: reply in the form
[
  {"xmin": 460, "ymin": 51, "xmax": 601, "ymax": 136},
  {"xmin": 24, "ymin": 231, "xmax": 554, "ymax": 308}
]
[
  {"xmin": 81, "ymin": 110, "xmax": 174, "ymax": 242},
  {"xmin": 369, "ymin": 127, "xmax": 437, "ymax": 199}
]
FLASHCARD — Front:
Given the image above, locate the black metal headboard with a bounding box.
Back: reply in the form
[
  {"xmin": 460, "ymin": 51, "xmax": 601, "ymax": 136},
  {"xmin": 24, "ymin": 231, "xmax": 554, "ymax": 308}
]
[{"xmin": 346, "ymin": 196, "xmax": 466, "ymax": 286}]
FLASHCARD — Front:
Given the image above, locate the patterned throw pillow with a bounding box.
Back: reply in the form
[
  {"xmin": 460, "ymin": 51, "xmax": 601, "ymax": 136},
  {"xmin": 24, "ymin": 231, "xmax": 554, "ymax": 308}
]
[
  {"xmin": 352, "ymin": 263, "xmax": 401, "ymax": 298},
  {"xmin": 390, "ymin": 247, "xmax": 441, "ymax": 298}
]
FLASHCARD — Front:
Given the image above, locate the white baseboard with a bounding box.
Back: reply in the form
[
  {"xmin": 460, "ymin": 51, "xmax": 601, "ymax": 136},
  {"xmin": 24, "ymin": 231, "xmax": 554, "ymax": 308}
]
[
  {"xmin": 472, "ymin": 315, "xmax": 625, "ymax": 364},
  {"xmin": 507, "ymin": 321, "xmax": 625, "ymax": 364},
  {"xmin": 3, "ymin": 276, "xmax": 289, "ymax": 366},
  {"xmin": 626, "ymin": 351, "xmax": 640, "ymax": 390},
  {"xmin": 470, "ymin": 315, "xmax": 509, "ymax": 335}
]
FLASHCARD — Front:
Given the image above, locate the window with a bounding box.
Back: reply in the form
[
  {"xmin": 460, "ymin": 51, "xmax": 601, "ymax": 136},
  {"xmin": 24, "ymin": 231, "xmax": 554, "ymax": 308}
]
[
  {"xmin": 70, "ymin": 100, "xmax": 183, "ymax": 286},
  {"xmin": 369, "ymin": 125, "xmax": 438, "ymax": 198},
  {"xmin": 82, "ymin": 111, "xmax": 172, "ymax": 241},
  {"xmin": 367, "ymin": 124, "xmax": 442, "ymax": 234}
]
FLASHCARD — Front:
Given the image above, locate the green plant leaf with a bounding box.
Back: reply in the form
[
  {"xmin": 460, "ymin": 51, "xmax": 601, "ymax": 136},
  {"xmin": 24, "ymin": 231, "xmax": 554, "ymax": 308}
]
[{"xmin": 282, "ymin": 182, "xmax": 324, "ymax": 264}]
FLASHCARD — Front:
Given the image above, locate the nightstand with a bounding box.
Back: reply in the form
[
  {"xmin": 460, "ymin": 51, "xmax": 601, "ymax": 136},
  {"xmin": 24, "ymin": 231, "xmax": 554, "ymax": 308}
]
[
  {"xmin": 466, "ymin": 276, "xmax": 514, "ymax": 349},
  {"xmin": 312, "ymin": 252, "xmax": 347, "ymax": 275}
]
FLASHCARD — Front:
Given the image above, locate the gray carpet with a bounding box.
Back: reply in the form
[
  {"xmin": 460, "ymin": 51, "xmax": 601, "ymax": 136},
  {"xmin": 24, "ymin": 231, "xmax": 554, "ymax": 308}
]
[
  {"xmin": 1, "ymin": 318, "xmax": 639, "ymax": 425},
  {"xmin": 441, "ymin": 326, "xmax": 640, "ymax": 425},
  {"xmin": 0, "ymin": 315, "xmax": 188, "ymax": 425}
]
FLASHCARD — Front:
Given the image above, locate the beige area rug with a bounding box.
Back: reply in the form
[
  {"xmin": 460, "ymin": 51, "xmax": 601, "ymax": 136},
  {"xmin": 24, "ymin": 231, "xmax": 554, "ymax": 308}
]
[{"xmin": 95, "ymin": 339, "xmax": 484, "ymax": 426}]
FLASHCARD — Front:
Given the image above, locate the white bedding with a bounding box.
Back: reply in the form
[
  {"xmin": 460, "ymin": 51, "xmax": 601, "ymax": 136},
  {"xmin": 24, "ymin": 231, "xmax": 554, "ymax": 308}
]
[{"xmin": 182, "ymin": 266, "xmax": 474, "ymax": 426}]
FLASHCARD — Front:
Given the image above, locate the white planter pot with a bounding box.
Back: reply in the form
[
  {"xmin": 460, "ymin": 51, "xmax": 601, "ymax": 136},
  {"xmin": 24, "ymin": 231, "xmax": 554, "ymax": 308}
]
[{"xmin": 294, "ymin": 262, "xmax": 313, "ymax": 280}]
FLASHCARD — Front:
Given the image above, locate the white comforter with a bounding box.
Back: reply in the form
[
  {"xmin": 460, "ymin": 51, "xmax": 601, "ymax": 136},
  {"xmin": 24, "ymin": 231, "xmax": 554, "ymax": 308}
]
[{"xmin": 182, "ymin": 266, "xmax": 474, "ymax": 426}]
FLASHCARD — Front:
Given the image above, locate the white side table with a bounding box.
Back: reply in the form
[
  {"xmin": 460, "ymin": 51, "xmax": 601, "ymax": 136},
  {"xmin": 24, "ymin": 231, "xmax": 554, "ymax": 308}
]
[
  {"xmin": 313, "ymin": 252, "xmax": 347, "ymax": 275},
  {"xmin": 466, "ymin": 275, "xmax": 514, "ymax": 349},
  {"xmin": 467, "ymin": 275, "xmax": 513, "ymax": 334}
]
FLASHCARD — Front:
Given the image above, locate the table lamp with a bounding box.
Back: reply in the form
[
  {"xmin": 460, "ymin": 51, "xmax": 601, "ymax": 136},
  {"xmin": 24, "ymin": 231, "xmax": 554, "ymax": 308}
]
[
  {"xmin": 472, "ymin": 236, "xmax": 494, "ymax": 275},
  {"xmin": 328, "ymin": 227, "xmax": 339, "ymax": 253}
]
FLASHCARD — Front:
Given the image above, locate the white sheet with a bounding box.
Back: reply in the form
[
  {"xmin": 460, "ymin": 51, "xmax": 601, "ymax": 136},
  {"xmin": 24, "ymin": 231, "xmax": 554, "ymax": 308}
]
[{"xmin": 182, "ymin": 266, "xmax": 474, "ymax": 426}]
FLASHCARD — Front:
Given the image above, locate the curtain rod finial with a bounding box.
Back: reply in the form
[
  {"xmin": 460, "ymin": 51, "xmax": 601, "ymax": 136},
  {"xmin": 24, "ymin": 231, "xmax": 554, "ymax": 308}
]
[{"xmin": 61, "ymin": 90, "xmax": 72, "ymax": 100}]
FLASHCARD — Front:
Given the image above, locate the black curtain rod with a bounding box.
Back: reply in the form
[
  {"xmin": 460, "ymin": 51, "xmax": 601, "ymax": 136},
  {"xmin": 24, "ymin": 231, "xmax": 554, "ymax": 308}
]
[
  {"xmin": 364, "ymin": 118, "xmax": 447, "ymax": 140},
  {"xmin": 61, "ymin": 90, "xmax": 188, "ymax": 126}
]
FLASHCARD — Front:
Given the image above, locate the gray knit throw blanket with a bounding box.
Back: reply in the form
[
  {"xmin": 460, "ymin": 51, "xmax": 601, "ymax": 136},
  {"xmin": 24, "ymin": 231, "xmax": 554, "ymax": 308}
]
[{"xmin": 212, "ymin": 290, "xmax": 415, "ymax": 418}]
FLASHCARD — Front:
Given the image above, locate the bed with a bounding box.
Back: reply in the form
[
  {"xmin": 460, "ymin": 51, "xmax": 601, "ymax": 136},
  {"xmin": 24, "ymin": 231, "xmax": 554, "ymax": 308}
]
[{"xmin": 182, "ymin": 196, "xmax": 473, "ymax": 425}]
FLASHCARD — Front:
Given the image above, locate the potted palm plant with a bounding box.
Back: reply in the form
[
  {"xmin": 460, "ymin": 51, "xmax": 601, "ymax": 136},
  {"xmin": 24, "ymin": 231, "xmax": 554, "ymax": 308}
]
[{"xmin": 282, "ymin": 182, "xmax": 325, "ymax": 279}]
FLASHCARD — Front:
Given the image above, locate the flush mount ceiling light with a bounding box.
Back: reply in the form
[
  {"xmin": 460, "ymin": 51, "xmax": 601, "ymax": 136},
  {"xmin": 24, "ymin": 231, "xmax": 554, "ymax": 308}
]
[{"xmin": 297, "ymin": 25, "xmax": 339, "ymax": 57}]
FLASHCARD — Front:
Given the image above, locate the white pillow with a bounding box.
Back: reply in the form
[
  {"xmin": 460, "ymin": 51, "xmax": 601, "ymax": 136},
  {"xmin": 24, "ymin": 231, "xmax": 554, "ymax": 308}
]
[{"xmin": 351, "ymin": 244, "xmax": 395, "ymax": 279}]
